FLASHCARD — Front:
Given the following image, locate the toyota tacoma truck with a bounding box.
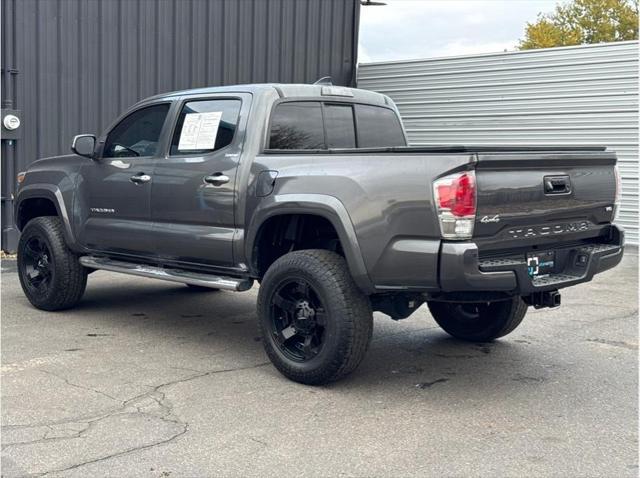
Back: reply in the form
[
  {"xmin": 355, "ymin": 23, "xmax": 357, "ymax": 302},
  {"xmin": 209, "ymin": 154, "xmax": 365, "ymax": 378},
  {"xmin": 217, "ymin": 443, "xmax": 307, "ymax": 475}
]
[{"xmin": 14, "ymin": 82, "xmax": 624, "ymax": 384}]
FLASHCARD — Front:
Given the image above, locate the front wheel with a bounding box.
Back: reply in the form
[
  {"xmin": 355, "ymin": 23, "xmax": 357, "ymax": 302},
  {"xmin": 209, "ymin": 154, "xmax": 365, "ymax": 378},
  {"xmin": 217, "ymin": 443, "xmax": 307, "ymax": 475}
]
[
  {"xmin": 427, "ymin": 296, "xmax": 528, "ymax": 342},
  {"xmin": 257, "ymin": 250, "xmax": 373, "ymax": 385},
  {"xmin": 17, "ymin": 216, "xmax": 88, "ymax": 311}
]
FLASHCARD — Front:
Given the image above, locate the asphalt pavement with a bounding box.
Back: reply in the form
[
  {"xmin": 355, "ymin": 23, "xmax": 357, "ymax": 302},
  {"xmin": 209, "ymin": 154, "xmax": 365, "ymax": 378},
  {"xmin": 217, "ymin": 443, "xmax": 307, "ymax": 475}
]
[{"xmin": 1, "ymin": 252, "xmax": 638, "ymax": 477}]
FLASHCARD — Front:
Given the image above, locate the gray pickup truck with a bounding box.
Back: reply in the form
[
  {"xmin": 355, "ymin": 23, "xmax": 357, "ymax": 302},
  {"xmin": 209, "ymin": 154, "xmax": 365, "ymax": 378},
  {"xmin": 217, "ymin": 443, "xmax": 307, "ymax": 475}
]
[{"xmin": 14, "ymin": 83, "xmax": 624, "ymax": 384}]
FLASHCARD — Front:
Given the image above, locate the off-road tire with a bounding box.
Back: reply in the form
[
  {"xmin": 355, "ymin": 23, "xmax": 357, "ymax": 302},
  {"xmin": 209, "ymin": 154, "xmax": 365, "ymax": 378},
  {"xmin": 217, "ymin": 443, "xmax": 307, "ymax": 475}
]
[
  {"xmin": 427, "ymin": 296, "xmax": 528, "ymax": 342},
  {"xmin": 257, "ymin": 250, "xmax": 373, "ymax": 385},
  {"xmin": 17, "ymin": 216, "xmax": 87, "ymax": 311}
]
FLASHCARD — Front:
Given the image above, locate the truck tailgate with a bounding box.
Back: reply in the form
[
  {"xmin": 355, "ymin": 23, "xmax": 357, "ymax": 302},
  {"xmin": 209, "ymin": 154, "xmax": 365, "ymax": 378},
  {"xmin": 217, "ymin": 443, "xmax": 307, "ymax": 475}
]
[{"xmin": 473, "ymin": 150, "xmax": 618, "ymax": 251}]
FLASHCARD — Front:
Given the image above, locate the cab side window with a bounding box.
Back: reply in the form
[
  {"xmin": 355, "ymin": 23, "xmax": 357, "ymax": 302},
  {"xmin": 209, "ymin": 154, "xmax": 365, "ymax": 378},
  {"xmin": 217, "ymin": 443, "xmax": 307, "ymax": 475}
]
[
  {"xmin": 269, "ymin": 102, "xmax": 325, "ymax": 149},
  {"xmin": 268, "ymin": 101, "xmax": 405, "ymax": 150},
  {"xmin": 103, "ymin": 103, "xmax": 170, "ymax": 158},
  {"xmin": 354, "ymin": 104, "xmax": 406, "ymax": 148},
  {"xmin": 170, "ymin": 99, "xmax": 242, "ymax": 156}
]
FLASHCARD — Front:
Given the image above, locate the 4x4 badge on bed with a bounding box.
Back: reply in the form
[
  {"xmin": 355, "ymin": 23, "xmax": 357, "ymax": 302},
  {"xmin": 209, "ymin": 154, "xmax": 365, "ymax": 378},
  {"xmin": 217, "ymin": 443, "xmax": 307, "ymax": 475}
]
[{"xmin": 480, "ymin": 215, "xmax": 500, "ymax": 223}]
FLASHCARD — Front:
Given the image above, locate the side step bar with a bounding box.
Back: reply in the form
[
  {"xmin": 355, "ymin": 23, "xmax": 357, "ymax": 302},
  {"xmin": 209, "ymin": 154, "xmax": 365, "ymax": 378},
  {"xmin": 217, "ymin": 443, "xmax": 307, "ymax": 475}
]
[{"xmin": 79, "ymin": 256, "xmax": 253, "ymax": 291}]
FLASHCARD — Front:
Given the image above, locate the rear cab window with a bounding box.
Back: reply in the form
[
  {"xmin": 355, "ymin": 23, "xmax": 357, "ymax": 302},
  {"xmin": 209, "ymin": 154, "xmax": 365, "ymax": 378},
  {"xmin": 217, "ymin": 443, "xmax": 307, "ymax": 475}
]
[
  {"xmin": 268, "ymin": 100, "xmax": 406, "ymax": 150},
  {"xmin": 324, "ymin": 104, "xmax": 356, "ymax": 148}
]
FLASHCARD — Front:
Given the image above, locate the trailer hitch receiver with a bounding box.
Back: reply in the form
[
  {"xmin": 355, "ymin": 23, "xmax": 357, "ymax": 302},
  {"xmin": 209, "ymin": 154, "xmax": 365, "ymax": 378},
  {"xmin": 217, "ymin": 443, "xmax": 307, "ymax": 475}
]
[{"xmin": 525, "ymin": 290, "xmax": 561, "ymax": 309}]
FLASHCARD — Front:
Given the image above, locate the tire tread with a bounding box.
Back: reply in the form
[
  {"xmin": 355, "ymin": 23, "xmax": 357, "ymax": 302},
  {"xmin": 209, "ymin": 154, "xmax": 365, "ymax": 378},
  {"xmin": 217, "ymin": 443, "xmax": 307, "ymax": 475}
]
[
  {"xmin": 257, "ymin": 250, "xmax": 372, "ymax": 385},
  {"xmin": 18, "ymin": 216, "xmax": 87, "ymax": 311}
]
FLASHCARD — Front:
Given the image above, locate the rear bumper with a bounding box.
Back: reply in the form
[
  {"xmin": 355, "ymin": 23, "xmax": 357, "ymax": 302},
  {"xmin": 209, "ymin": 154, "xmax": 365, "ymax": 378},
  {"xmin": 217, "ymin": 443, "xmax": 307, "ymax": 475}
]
[{"xmin": 439, "ymin": 225, "xmax": 624, "ymax": 294}]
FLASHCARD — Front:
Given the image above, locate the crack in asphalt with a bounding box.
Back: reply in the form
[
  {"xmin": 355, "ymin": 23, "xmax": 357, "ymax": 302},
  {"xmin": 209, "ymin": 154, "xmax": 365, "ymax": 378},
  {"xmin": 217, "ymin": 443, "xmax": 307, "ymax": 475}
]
[
  {"xmin": 2, "ymin": 361, "xmax": 270, "ymax": 476},
  {"xmin": 248, "ymin": 436, "xmax": 268, "ymax": 447},
  {"xmin": 37, "ymin": 418, "xmax": 189, "ymax": 478},
  {"xmin": 3, "ymin": 361, "xmax": 269, "ymax": 431},
  {"xmin": 1, "ymin": 423, "xmax": 93, "ymax": 450},
  {"xmin": 592, "ymin": 310, "xmax": 639, "ymax": 324},
  {"xmin": 586, "ymin": 338, "xmax": 638, "ymax": 350},
  {"xmin": 37, "ymin": 369, "xmax": 120, "ymax": 402}
]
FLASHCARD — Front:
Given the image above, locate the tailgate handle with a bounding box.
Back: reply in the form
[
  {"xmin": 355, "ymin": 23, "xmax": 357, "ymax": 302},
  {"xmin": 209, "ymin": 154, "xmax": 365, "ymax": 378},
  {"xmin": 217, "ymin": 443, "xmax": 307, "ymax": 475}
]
[{"xmin": 544, "ymin": 175, "xmax": 571, "ymax": 195}]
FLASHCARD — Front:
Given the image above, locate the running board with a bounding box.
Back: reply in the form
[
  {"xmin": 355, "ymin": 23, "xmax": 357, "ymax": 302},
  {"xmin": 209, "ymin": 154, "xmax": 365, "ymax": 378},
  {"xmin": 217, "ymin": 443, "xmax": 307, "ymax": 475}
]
[{"xmin": 79, "ymin": 256, "xmax": 253, "ymax": 291}]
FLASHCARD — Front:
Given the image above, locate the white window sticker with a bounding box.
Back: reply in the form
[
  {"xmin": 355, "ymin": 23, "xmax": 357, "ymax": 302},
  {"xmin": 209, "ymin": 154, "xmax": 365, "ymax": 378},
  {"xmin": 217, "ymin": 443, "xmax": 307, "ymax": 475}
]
[{"xmin": 178, "ymin": 111, "xmax": 223, "ymax": 150}]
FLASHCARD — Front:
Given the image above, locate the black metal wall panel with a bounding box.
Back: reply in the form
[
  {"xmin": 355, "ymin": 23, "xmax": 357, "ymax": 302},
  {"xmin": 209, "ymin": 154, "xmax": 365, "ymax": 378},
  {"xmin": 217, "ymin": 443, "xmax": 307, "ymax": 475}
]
[{"xmin": 0, "ymin": 0, "xmax": 360, "ymax": 251}]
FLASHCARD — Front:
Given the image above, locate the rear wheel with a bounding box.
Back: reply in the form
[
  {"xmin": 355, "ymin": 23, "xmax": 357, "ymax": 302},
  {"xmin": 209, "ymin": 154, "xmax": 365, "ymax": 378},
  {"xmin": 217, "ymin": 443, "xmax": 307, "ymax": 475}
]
[
  {"xmin": 17, "ymin": 216, "xmax": 87, "ymax": 311},
  {"xmin": 427, "ymin": 296, "xmax": 528, "ymax": 342},
  {"xmin": 257, "ymin": 250, "xmax": 373, "ymax": 385}
]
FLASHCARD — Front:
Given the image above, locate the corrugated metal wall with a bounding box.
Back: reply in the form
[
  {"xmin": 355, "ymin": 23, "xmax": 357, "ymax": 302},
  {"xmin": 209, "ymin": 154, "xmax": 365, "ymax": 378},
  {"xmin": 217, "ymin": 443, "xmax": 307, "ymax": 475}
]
[
  {"xmin": 1, "ymin": 0, "xmax": 360, "ymax": 251},
  {"xmin": 358, "ymin": 41, "xmax": 639, "ymax": 244}
]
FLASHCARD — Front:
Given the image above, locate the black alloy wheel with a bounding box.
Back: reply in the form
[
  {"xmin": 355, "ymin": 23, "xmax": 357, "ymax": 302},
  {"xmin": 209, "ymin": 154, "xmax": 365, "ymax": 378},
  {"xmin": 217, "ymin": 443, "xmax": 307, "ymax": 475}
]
[
  {"xmin": 21, "ymin": 236, "xmax": 54, "ymax": 294},
  {"xmin": 269, "ymin": 278, "xmax": 327, "ymax": 362},
  {"xmin": 257, "ymin": 250, "xmax": 373, "ymax": 385}
]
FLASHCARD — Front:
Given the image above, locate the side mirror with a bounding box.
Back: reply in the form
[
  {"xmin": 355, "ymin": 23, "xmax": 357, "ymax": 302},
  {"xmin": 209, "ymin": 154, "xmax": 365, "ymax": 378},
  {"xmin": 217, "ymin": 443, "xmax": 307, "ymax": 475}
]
[{"xmin": 71, "ymin": 134, "xmax": 97, "ymax": 159}]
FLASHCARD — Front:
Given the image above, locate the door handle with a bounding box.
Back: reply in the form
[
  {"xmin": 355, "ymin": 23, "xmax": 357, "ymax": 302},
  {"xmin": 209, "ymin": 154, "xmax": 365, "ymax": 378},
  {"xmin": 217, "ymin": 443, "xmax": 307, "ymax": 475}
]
[
  {"xmin": 130, "ymin": 173, "xmax": 151, "ymax": 184},
  {"xmin": 204, "ymin": 173, "xmax": 230, "ymax": 186},
  {"xmin": 544, "ymin": 175, "xmax": 571, "ymax": 195}
]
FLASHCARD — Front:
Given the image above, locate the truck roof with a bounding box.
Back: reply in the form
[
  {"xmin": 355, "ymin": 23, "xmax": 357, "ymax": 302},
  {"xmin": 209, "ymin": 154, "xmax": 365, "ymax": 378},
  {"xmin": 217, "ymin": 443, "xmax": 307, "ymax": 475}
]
[{"xmin": 139, "ymin": 83, "xmax": 390, "ymax": 107}]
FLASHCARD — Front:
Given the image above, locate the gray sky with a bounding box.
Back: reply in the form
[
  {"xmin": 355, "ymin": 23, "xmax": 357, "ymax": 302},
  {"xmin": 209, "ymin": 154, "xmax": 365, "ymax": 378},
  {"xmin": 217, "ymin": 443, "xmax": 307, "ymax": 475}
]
[{"xmin": 359, "ymin": 0, "xmax": 560, "ymax": 62}]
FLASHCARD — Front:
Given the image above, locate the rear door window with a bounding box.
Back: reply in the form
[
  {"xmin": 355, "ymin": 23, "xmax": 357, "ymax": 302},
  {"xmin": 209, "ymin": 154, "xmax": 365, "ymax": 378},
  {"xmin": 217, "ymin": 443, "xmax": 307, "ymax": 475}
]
[
  {"xmin": 269, "ymin": 102, "xmax": 325, "ymax": 149},
  {"xmin": 355, "ymin": 104, "xmax": 406, "ymax": 148},
  {"xmin": 170, "ymin": 98, "xmax": 241, "ymax": 156}
]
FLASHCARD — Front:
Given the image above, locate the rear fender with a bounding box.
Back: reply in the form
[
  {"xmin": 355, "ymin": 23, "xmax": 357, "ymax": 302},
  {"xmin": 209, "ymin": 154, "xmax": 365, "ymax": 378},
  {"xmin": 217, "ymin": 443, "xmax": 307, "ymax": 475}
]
[{"xmin": 246, "ymin": 193, "xmax": 374, "ymax": 294}]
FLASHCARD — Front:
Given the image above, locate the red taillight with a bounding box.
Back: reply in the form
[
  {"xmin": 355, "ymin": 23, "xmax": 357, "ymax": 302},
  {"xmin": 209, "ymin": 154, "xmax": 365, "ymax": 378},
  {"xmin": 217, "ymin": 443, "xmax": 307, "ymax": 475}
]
[
  {"xmin": 433, "ymin": 171, "xmax": 477, "ymax": 240},
  {"xmin": 435, "ymin": 172, "xmax": 476, "ymax": 217}
]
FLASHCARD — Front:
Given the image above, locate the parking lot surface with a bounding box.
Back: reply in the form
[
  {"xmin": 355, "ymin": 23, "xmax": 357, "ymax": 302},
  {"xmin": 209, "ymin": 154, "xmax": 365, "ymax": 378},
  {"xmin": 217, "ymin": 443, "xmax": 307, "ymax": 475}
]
[{"xmin": 1, "ymin": 252, "xmax": 638, "ymax": 477}]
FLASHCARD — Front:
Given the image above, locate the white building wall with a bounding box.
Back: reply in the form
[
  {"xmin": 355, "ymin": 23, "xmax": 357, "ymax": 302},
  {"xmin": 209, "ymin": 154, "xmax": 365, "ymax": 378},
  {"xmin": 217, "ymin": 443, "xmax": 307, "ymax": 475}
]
[{"xmin": 358, "ymin": 41, "xmax": 639, "ymax": 244}]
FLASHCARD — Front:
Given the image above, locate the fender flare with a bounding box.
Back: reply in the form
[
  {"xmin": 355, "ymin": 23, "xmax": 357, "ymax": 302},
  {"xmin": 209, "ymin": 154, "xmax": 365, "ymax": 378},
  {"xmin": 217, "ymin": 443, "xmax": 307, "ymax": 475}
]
[
  {"xmin": 14, "ymin": 184, "xmax": 78, "ymax": 250},
  {"xmin": 246, "ymin": 193, "xmax": 374, "ymax": 294}
]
